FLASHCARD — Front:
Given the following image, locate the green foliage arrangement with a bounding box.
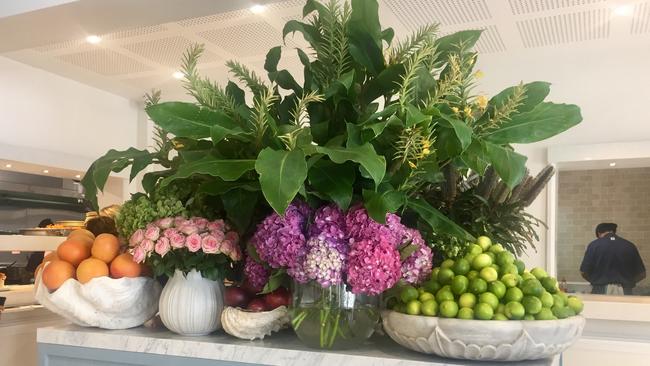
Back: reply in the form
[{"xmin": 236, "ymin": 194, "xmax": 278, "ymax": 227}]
[{"xmin": 82, "ymin": 0, "xmax": 582, "ymax": 255}]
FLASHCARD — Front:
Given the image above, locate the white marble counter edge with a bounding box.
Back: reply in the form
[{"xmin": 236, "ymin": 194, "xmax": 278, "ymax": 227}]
[{"xmin": 37, "ymin": 327, "xmax": 444, "ymax": 366}]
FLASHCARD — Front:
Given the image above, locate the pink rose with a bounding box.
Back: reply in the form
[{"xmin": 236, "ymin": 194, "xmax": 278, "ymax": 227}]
[
  {"xmin": 144, "ymin": 225, "xmax": 160, "ymax": 241},
  {"xmin": 129, "ymin": 229, "xmax": 144, "ymax": 247},
  {"xmin": 225, "ymin": 231, "xmax": 240, "ymax": 245},
  {"xmin": 155, "ymin": 237, "xmax": 171, "ymax": 257},
  {"xmin": 133, "ymin": 246, "xmax": 146, "ymax": 264},
  {"xmin": 169, "ymin": 232, "xmax": 186, "ymax": 248},
  {"xmin": 163, "ymin": 228, "xmax": 180, "ymax": 238},
  {"xmin": 156, "ymin": 217, "xmax": 174, "ymax": 229},
  {"xmin": 207, "ymin": 219, "xmax": 225, "ymax": 233},
  {"xmin": 179, "ymin": 223, "xmax": 199, "ymax": 236},
  {"xmin": 174, "ymin": 216, "xmax": 190, "ymax": 228},
  {"xmin": 211, "ymin": 230, "xmax": 225, "ymax": 242},
  {"xmin": 201, "ymin": 235, "xmax": 220, "ymax": 254},
  {"xmin": 141, "ymin": 239, "xmax": 154, "ymax": 253},
  {"xmin": 186, "ymin": 233, "xmax": 202, "ymax": 252},
  {"xmin": 221, "ymin": 239, "xmax": 234, "ymax": 256},
  {"xmin": 229, "ymin": 245, "xmax": 242, "ymax": 261},
  {"xmin": 191, "ymin": 217, "xmax": 209, "ymax": 230}
]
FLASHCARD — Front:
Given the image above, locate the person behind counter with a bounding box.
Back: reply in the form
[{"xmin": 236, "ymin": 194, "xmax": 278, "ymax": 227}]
[
  {"xmin": 25, "ymin": 218, "xmax": 53, "ymax": 274},
  {"xmin": 580, "ymin": 223, "xmax": 646, "ymax": 295}
]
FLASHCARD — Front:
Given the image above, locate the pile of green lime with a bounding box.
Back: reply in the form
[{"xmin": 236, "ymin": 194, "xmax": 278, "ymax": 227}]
[{"xmin": 391, "ymin": 236, "xmax": 583, "ymax": 321}]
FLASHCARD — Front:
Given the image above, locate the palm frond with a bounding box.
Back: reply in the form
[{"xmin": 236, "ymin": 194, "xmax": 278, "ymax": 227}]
[
  {"xmin": 290, "ymin": 91, "xmax": 324, "ymax": 128},
  {"xmin": 390, "ymin": 23, "xmax": 439, "ymax": 64},
  {"xmin": 307, "ymin": 0, "xmax": 352, "ymax": 86},
  {"xmin": 250, "ymin": 88, "xmax": 279, "ymax": 148},
  {"xmin": 398, "ymin": 42, "xmax": 436, "ymax": 109},
  {"xmin": 226, "ymin": 60, "xmax": 268, "ymax": 98}
]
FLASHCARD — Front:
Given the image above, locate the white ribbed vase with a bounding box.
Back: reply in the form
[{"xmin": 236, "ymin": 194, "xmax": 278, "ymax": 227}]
[{"xmin": 158, "ymin": 269, "xmax": 224, "ymax": 336}]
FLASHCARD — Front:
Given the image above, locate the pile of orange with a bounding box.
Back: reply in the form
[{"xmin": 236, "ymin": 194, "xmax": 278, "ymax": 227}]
[{"xmin": 40, "ymin": 229, "xmax": 144, "ymax": 292}]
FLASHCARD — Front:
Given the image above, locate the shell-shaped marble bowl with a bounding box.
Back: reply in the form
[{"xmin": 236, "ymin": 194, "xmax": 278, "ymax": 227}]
[
  {"xmin": 221, "ymin": 306, "xmax": 290, "ymax": 340},
  {"xmin": 34, "ymin": 267, "xmax": 161, "ymax": 329},
  {"xmin": 382, "ymin": 310, "xmax": 585, "ymax": 361}
]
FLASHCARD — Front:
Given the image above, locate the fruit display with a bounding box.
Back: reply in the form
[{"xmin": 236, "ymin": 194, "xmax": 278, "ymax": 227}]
[
  {"xmin": 224, "ymin": 285, "xmax": 291, "ymax": 312},
  {"xmin": 389, "ymin": 236, "xmax": 583, "ymax": 321}
]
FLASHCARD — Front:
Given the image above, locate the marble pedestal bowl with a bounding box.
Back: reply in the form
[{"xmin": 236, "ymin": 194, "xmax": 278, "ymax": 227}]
[
  {"xmin": 35, "ymin": 267, "xmax": 161, "ymax": 329},
  {"xmin": 382, "ymin": 310, "xmax": 585, "ymax": 361}
]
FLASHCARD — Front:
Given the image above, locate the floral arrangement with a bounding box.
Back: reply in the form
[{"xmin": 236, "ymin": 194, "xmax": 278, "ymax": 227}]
[
  {"xmin": 129, "ymin": 216, "xmax": 242, "ymax": 281},
  {"xmin": 246, "ymin": 202, "xmax": 432, "ymax": 295}
]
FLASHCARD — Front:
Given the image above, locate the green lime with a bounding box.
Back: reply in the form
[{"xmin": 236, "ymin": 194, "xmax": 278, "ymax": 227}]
[
  {"xmin": 501, "ymin": 273, "xmax": 519, "ymax": 288},
  {"xmin": 387, "ymin": 297, "xmax": 398, "ymax": 310},
  {"xmin": 521, "ymin": 278, "xmax": 544, "ymax": 297},
  {"xmin": 496, "ymin": 251, "xmax": 515, "ymax": 266},
  {"xmin": 467, "ymin": 244, "xmax": 483, "ymax": 256},
  {"xmin": 423, "ymin": 279, "xmax": 441, "ymax": 294},
  {"xmin": 540, "ymin": 291, "xmax": 554, "ymax": 308},
  {"xmin": 552, "ymin": 294, "xmax": 566, "ymax": 308},
  {"xmin": 493, "ymin": 313, "xmax": 508, "ymax": 320},
  {"xmin": 421, "ymin": 299, "xmax": 438, "ymax": 316},
  {"xmin": 436, "ymin": 287, "xmax": 455, "ymax": 303},
  {"xmin": 430, "ymin": 267, "xmax": 440, "ymax": 281},
  {"xmin": 441, "ymin": 259, "xmax": 455, "ymax": 269},
  {"xmin": 419, "ymin": 292, "xmax": 435, "ymax": 302},
  {"xmin": 396, "ymin": 304, "xmax": 407, "ymax": 313},
  {"xmin": 477, "ymin": 236, "xmax": 492, "ymax": 251},
  {"xmin": 505, "ymin": 287, "xmax": 524, "ymax": 303},
  {"xmin": 480, "ymin": 267, "xmax": 499, "ymax": 283},
  {"xmin": 458, "ymin": 307, "xmax": 474, "ymax": 319},
  {"xmin": 552, "ymin": 305, "xmax": 573, "ymax": 319},
  {"xmin": 531, "ymin": 267, "xmax": 548, "ymax": 280},
  {"xmin": 469, "ymin": 278, "xmax": 488, "ymax": 295},
  {"xmin": 400, "ymin": 286, "xmax": 419, "ymax": 303},
  {"xmin": 541, "ymin": 277, "xmax": 559, "ymax": 294},
  {"xmin": 567, "ymin": 296, "xmax": 584, "ymax": 315},
  {"xmin": 437, "ymin": 268, "xmax": 455, "ymax": 285},
  {"xmin": 489, "ymin": 281, "xmax": 507, "ymax": 299},
  {"xmin": 496, "ymin": 303, "xmax": 506, "ymax": 315},
  {"xmin": 489, "ymin": 243, "xmax": 505, "ymax": 254},
  {"xmin": 505, "ymin": 302, "xmax": 525, "ymax": 320},
  {"xmin": 521, "ymin": 271, "xmax": 536, "ymax": 281},
  {"xmin": 451, "ymin": 275, "xmax": 469, "ymax": 295},
  {"xmin": 535, "ymin": 308, "xmax": 555, "ymax": 320},
  {"xmin": 479, "ymin": 292, "xmax": 499, "ymax": 310},
  {"xmin": 491, "ymin": 264, "xmax": 501, "ymax": 274},
  {"xmin": 485, "ymin": 252, "xmax": 496, "ymax": 262},
  {"xmin": 522, "ymin": 296, "xmax": 543, "ymax": 315},
  {"xmin": 472, "ymin": 253, "xmax": 493, "ymax": 270},
  {"xmin": 514, "ymin": 260, "xmax": 526, "ymax": 274},
  {"xmin": 458, "ymin": 293, "xmax": 477, "ymax": 308},
  {"xmin": 560, "ymin": 291, "xmax": 569, "ymax": 304},
  {"xmin": 474, "ymin": 302, "xmax": 494, "ymax": 320},
  {"xmin": 406, "ymin": 300, "xmax": 422, "ymax": 315},
  {"xmin": 452, "ymin": 258, "xmax": 470, "ymax": 275},
  {"xmin": 500, "ymin": 263, "xmax": 519, "ymax": 276},
  {"xmin": 466, "ymin": 270, "xmax": 479, "ymax": 281},
  {"xmin": 440, "ymin": 300, "xmax": 459, "ymax": 318},
  {"xmin": 464, "ymin": 254, "xmax": 477, "ymax": 265},
  {"xmin": 523, "ymin": 314, "xmax": 535, "ymax": 321},
  {"xmin": 417, "ymin": 287, "xmax": 426, "ymax": 295}
]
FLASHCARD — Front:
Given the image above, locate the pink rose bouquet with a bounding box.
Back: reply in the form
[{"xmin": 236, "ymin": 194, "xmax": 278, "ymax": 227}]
[{"xmin": 129, "ymin": 216, "xmax": 242, "ymax": 280}]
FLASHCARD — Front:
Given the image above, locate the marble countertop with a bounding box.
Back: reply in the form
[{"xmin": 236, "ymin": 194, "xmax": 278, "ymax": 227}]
[{"xmin": 37, "ymin": 324, "xmax": 553, "ymax": 366}]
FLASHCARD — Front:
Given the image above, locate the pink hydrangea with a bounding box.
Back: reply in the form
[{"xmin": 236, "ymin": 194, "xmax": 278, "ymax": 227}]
[
  {"xmin": 144, "ymin": 225, "xmax": 160, "ymax": 241},
  {"xmin": 345, "ymin": 206, "xmax": 400, "ymax": 247},
  {"xmin": 132, "ymin": 245, "xmax": 146, "ymax": 264},
  {"xmin": 244, "ymin": 256, "xmax": 270, "ymax": 292},
  {"xmin": 129, "ymin": 229, "xmax": 144, "ymax": 247},
  {"xmin": 302, "ymin": 236, "xmax": 345, "ymax": 287},
  {"xmin": 155, "ymin": 237, "xmax": 171, "ymax": 257},
  {"xmin": 201, "ymin": 234, "xmax": 220, "ymax": 254},
  {"xmin": 347, "ymin": 239, "xmax": 401, "ymax": 295},
  {"xmin": 185, "ymin": 233, "xmax": 202, "ymax": 252}
]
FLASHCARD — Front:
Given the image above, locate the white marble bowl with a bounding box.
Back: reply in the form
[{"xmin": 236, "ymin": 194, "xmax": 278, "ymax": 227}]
[
  {"xmin": 382, "ymin": 310, "xmax": 585, "ymax": 361},
  {"xmin": 221, "ymin": 306, "xmax": 290, "ymax": 340},
  {"xmin": 34, "ymin": 266, "xmax": 161, "ymax": 329}
]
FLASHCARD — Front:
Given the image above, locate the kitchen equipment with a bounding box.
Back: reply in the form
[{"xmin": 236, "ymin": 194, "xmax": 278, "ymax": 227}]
[{"xmin": 19, "ymin": 228, "xmax": 69, "ymax": 236}]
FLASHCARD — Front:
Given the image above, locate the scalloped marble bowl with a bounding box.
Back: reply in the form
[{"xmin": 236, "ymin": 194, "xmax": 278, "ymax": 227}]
[
  {"xmin": 34, "ymin": 265, "xmax": 161, "ymax": 329},
  {"xmin": 382, "ymin": 310, "xmax": 585, "ymax": 361},
  {"xmin": 221, "ymin": 306, "xmax": 290, "ymax": 340}
]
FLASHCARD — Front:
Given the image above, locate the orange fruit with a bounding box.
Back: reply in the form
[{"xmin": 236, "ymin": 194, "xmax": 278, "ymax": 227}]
[
  {"xmin": 91, "ymin": 233, "xmax": 120, "ymax": 263},
  {"xmin": 110, "ymin": 253, "xmax": 142, "ymax": 279},
  {"xmin": 76, "ymin": 258, "xmax": 109, "ymax": 284},
  {"xmin": 42, "ymin": 260, "xmax": 76, "ymax": 291},
  {"xmin": 57, "ymin": 239, "xmax": 91, "ymax": 267},
  {"xmin": 68, "ymin": 229, "xmax": 95, "ymax": 248}
]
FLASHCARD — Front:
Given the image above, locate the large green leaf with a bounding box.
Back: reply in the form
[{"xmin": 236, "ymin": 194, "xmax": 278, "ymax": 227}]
[
  {"xmin": 141, "ymin": 170, "xmax": 173, "ymax": 194},
  {"xmin": 222, "ymin": 188, "xmax": 258, "ymax": 233},
  {"xmin": 348, "ymin": 0, "xmax": 384, "ymax": 76},
  {"xmin": 361, "ymin": 64, "xmax": 404, "ymax": 105},
  {"xmin": 283, "ymin": 20, "xmax": 318, "ymax": 45},
  {"xmin": 255, "ymin": 148, "xmax": 308, "ymax": 215},
  {"xmin": 199, "ymin": 180, "xmax": 260, "ymax": 196},
  {"xmin": 146, "ymin": 102, "xmax": 236, "ymax": 139},
  {"xmin": 308, "ymin": 160, "xmax": 355, "ymax": 210},
  {"xmin": 440, "ymin": 115, "xmax": 472, "ymax": 151},
  {"xmin": 129, "ymin": 153, "xmax": 154, "ymax": 181},
  {"xmin": 92, "ymin": 148, "xmax": 151, "ymax": 192},
  {"xmin": 460, "ymin": 140, "xmax": 489, "ymax": 175},
  {"xmin": 489, "ymin": 81, "xmax": 550, "ymax": 114},
  {"xmin": 434, "ymin": 116, "xmax": 472, "ymax": 160},
  {"xmin": 81, "ymin": 163, "xmax": 98, "ymax": 210},
  {"xmin": 264, "ymin": 46, "xmax": 281, "ymax": 74},
  {"xmin": 363, "ymin": 188, "xmax": 405, "ymax": 224},
  {"xmin": 434, "ymin": 30, "xmax": 482, "ymax": 65},
  {"xmin": 408, "ymin": 198, "xmax": 475, "ymax": 242},
  {"xmin": 316, "ymin": 143, "xmax": 386, "ymax": 187},
  {"xmin": 484, "ymin": 142, "xmax": 527, "ymax": 188},
  {"xmin": 210, "ymin": 120, "xmax": 245, "ymax": 145},
  {"xmin": 160, "ymin": 156, "xmax": 256, "ymax": 187},
  {"xmin": 484, "ymin": 102, "xmax": 583, "ymax": 144}
]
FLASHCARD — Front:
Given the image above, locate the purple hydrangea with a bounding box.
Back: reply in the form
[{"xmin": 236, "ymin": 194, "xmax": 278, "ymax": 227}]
[
  {"xmin": 345, "ymin": 206, "xmax": 400, "ymax": 247},
  {"xmin": 347, "ymin": 238, "xmax": 401, "ymax": 295},
  {"xmin": 251, "ymin": 201, "xmax": 312, "ymax": 269},
  {"xmin": 400, "ymin": 229, "xmax": 433, "ymax": 284},
  {"xmin": 302, "ymin": 236, "xmax": 345, "ymax": 287},
  {"xmin": 243, "ymin": 256, "xmax": 270, "ymax": 292},
  {"xmin": 309, "ymin": 204, "xmax": 348, "ymax": 255}
]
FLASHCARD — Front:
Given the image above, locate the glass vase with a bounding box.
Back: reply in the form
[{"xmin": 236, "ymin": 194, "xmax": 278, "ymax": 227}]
[{"xmin": 289, "ymin": 281, "xmax": 379, "ymax": 349}]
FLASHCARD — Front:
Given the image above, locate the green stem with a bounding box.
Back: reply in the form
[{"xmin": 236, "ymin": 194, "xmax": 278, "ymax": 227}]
[{"xmin": 327, "ymin": 310, "xmax": 341, "ymax": 348}]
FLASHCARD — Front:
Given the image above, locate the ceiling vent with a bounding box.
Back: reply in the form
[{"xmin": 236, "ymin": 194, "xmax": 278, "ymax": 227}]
[
  {"xmin": 57, "ymin": 49, "xmax": 152, "ymax": 75},
  {"xmin": 516, "ymin": 8, "xmax": 610, "ymax": 48},
  {"xmin": 508, "ymin": 0, "xmax": 607, "ymax": 15},
  {"xmin": 632, "ymin": 2, "xmax": 650, "ymax": 35},
  {"xmin": 384, "ymin": 0, "xmax": 492, "ymax": 28},
  {"xmin": 104, "ymin": 25, "xmax": 168, "ymax": 40}
]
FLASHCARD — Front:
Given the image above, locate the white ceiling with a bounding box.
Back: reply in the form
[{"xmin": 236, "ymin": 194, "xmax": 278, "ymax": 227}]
[{"xmin": 1, "ymin": 0, "xmax": 649, "ymax": 102}]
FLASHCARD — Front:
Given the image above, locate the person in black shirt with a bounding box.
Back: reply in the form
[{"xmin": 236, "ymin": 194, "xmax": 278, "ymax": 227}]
[{"xmin": 580, "ymin": 223, "xmax": 646, "ymax": 295}]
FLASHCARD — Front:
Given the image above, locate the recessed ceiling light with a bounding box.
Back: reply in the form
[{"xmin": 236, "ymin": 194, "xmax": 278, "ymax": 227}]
[
  {"xmin": 584, "ymin": 157, "xmax": 592, "ymax": 161},
  {"xmin": 609, "ymin": 162, "xmax": 617, "ymax": 167},
  {"xmin": 85, "ymin": 35, "xmax": 102, "ymax": 44},
  {"xmin": 172, "ymin": 71, "xmax": 184, "ymax": 79},
  {"xmin": 43, "ymin": 169, "xmax": 49, "ymax": 174},
  {"xmin": 4, "ymin": 163, "xmax": 11, "ymax": 168},
  {"xmin": 613, "ymin": 5, "xmax": 633, "ymax": 17},
  {"xmin": 250, "ymin": 4, "xmax": 266, "ymax": 14},
  {"xmin": 75, "ymin": 174, "xmax": 81, "ymax": 179}
]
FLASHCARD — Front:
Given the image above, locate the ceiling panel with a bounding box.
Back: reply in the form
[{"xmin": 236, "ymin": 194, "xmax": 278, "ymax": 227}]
[
  {"xmin": 507, "ymin": 0, "xmax": 607, "ymax": 15},
  {"xmin": 632, "ymin": 2, "xmax": 650, "ymax": 35},
  {"xmin": 57, "ymin": 49, "xmax": 153, "ymax": 75},
  {"xmin": 198, "ymin": 21, "xmax": 284, "ymax": 58},
  {"xmin": 385, "ymin": 0, "xmax": 492, "ymax": 28},
  {"xmin": 516, "ymin": 8, "xmax": 610, "ymax": 48},
  {"xmin": 123, "ymin": 36, "xmax": 220, "ymax": 67}
]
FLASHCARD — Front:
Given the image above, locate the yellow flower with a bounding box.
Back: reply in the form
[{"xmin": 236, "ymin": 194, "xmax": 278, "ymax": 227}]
[
  {"xmin": 477, "ymin": 95, "xmax": 488, "ymax": 110},
  {"xmin": 422, "ymin": 148, "xmax": 431, "ymax": 156},
  {"xmin": 464, "ymin": 106, "xmax": 472, "ymax": 116},
  {"xmin": 474, "ymin": 70, "xmax": 484, "ymax": 79},
  {"xmin": 451, "ymin": 106, "xmax": 460, "ymax": 115},
  {"xmin": 408, "ymin": 161, "xmax": 417, "ymax": 169}
]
